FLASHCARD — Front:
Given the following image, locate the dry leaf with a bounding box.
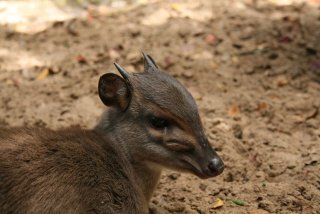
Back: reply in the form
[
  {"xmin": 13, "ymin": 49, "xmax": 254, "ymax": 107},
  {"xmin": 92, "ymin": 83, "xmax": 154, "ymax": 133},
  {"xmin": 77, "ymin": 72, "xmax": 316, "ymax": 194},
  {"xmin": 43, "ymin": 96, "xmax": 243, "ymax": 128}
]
[
  {"xmin": 183, "ymin": 71, "xmax": 193, "ymax": 78},
  {"xmin": 76, "ymin": 55, "xmax": 87, "ymax": 64},
  {"xmin": 257, "ymin": 102, "xmax": 268, "ymax": 112},
  {"xmin": 171, "ymin": 3, "xmax": 182, "ymax": 11},
  {"xmin": 205, "ymin": 34, "xmax": 216, "ymax": 45},
  {"xmin": 36, "ymin": 68, "xmax": 49, "ymax": 80},
  {"xmin": 295, "ymin": 106, "xmax": 319, "ymax": 124},
  {"xmin": 305, "ymin": 106, "xmax": 319, "ymax": 120},
  {"xmin": 228, "ymin": 104, "xmax": 240, "ymax": 117},
  {"xmin": 276, "ymin": 76, "xmax": 289, "ymax": 87},
  {"xmin": 212, "ymin": 198, "xmax": 224, "ymax": 209},
  {"xmin": 232, "ymin": 56, "xmax": 239, "ymax": 64}
]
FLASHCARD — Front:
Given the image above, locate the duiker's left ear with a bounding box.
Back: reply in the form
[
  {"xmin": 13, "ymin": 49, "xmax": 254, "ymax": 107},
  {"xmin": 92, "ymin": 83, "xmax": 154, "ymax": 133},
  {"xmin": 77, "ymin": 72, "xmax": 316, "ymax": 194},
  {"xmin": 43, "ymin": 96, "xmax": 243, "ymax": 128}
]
[{"xmin": 98, "ymin": 73, "xmax": 131, "ymax": 111}]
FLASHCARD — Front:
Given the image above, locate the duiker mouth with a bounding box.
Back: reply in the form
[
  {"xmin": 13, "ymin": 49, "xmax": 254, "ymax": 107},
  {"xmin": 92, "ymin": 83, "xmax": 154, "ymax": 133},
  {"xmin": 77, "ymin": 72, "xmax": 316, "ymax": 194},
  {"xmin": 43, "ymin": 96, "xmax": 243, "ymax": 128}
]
[{"xmin": 182, "ymin": 155, "xmax": 224, "ymax": 179}]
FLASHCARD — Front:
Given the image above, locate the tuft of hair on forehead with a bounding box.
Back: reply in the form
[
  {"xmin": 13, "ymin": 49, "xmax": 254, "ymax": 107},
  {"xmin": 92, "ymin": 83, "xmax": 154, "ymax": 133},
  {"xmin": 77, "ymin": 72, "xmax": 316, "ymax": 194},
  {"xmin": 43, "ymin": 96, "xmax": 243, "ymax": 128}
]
[{"xmin": 130, "ymin": 69, "xmax": 199, "ymax": 123}]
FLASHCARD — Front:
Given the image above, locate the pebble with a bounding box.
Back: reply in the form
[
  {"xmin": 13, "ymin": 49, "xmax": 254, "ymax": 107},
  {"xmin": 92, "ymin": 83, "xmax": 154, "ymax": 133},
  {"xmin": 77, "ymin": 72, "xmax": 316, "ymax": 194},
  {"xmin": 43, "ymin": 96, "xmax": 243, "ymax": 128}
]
[
  {"xmin": 168, "ymin": 173, "xmax": 180, "ymax": 180},
  {"xmin": 182, "ymin": 71, "xmax": 194, "ymax": 78},
  {"xmin": 233, "ymin": 124, "xmax": 243, "ymax": 139},
  {"xmin": 199, "ymin": 183, "xmax": 207, "ymax": 191},
  {"xmin": 164, "ymin": 202, "xmax": 186, "ymax": 212}
]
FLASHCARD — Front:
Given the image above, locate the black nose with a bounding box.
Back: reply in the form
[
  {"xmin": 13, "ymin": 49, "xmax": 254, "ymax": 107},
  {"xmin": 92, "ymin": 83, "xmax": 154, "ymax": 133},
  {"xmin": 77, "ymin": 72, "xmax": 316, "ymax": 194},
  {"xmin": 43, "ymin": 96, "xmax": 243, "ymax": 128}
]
[{"xmin": 207, "ymin": 157, "xmax": 224, "ymax": 176}]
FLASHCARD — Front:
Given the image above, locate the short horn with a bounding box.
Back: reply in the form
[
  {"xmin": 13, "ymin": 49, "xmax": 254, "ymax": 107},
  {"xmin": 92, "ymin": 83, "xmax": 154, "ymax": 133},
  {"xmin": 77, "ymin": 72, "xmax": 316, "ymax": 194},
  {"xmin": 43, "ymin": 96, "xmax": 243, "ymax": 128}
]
[
  {"xmin": 142, "ymin": 52, "xmax": 158, "ymax": 73},
  {"xmin": 113, "ymin": 63, "xmax": 133, "ymax": 110},
  {"xmin": 114, "ymin": 63, "xmax": 130, "ymax": 81}
]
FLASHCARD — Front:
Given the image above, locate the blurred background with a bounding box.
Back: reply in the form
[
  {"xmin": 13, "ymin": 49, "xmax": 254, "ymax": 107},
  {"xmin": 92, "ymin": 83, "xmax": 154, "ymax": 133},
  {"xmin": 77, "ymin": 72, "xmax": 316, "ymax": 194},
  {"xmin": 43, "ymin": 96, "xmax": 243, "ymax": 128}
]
[
  {"xmin": 0, "ymin": 0, "xmax": 148, "ymax": 34},
  {"xmin": 0, "ymin": 0, "xmax": 319, "ymax": 213}
]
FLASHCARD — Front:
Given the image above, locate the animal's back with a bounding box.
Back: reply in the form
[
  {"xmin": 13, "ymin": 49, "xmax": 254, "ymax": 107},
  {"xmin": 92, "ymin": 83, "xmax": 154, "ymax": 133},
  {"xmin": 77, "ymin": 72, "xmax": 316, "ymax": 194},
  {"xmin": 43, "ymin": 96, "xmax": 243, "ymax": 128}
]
[{"xmin": 0, "ymin": 127, "xmax": 144, "ymax": 213}]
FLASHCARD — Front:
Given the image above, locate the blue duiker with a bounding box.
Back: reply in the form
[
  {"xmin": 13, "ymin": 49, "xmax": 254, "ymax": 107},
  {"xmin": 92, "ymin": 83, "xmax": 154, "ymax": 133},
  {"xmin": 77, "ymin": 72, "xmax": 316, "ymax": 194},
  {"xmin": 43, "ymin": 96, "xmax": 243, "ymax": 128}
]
[{"xmin": 0, "ymin": 53, "xmax": 224, "ymax": 213}]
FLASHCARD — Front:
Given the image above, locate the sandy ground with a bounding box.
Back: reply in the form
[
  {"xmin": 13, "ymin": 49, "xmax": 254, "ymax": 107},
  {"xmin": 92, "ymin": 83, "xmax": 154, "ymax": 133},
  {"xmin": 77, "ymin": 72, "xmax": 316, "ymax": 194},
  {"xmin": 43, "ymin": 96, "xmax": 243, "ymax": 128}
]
[{"xmin": 0, "ymin": 0, "xmax": 319, "ymax": 213}]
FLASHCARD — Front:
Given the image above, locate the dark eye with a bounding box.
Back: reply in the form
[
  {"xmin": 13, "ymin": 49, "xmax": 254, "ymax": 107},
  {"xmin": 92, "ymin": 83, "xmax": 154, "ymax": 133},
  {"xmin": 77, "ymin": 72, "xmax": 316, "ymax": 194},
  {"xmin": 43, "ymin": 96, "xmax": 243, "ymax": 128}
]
[{"xmin": 149, "ymin": 116, "xmax": 170, "ymax": 129}]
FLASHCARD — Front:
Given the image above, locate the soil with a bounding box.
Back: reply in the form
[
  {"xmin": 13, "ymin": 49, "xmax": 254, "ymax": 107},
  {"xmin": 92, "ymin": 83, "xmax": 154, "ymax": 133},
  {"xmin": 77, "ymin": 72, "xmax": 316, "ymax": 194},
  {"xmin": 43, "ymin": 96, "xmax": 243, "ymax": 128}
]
[{"xmin": 0, "ymin": 0, "xmax": 319, "ymax": 213}]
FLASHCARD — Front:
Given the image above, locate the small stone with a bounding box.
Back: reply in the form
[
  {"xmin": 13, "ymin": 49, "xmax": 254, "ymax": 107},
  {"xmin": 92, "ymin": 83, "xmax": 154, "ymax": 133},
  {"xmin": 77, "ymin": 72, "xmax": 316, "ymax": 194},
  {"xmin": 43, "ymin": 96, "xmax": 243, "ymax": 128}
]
[
  {"xmin": 49, "ymin": 66, "xmax": 61, "ymax": 74},
  {"xmin": 199, "ymin": 183, "xmax": 207, "ymax": 191},
  {"xmin": 182, "ymin": 71, "xmax": 194, "ymax": 78},
  {"xmin": 276, "ymin": 76, "xmax": 289, "ymax": 87},
  {"xmin": 232, "ymin": 56, "xmax": 239, "ymax": 64},
  {"xmin": 205, "ymin": 34, "xmax": 216, "ymax": 45},
  {"xmin": 232, "ymin": 124, "xmax": 243, "ymax": 139},
  {"xmin": 164, "ymin": 202, "xmax": 186, "ymax": 212},
  {"xmin": 195, "ymin": 206, "xmax": 207, "ymax": 214},
  {"xmin": 255, "ymin": 171, "xmax": 265, "ymax": 178},
  {"xmin": 258, "ymin": 200, "xmax": 276, "ymax": 213},
  {"xmin": 109, "ymin": 49, "xmax": 120, "ymax": 60},
  {"xmin": 188, "ymin": 87, "xmax": 202, "ymax": 100},
  {"xmin": 151, "ymin": 199, "xmax": 159, "ymax": 205},
  {"xmin": 192, "ymin": 51, "xmax": 213, "ymax": 60},
  {"xmin": 168, "ymin": 173, "xmax": 180, "ymax": 180},
  {"xmin": 178, "ymin": 196, "xmax": 185, "ymax": 202},
  {"xmin": 253, "ymin": 185, "xmax": 262, "ymax": 193},
  {"xmin": 287, "ymin": 165, "xmax": 296, "ymax": 169},
  {"xmin": 215, "ymin": 120, "xmax": 231, "ymax": 131}
]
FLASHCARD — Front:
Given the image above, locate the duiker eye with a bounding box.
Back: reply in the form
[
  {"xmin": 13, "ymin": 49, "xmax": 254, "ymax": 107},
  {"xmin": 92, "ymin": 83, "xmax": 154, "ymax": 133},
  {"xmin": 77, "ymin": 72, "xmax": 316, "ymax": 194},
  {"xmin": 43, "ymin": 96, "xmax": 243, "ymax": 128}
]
[{"xmin": 149, "ymin": 116, "xmax": 170, "ymax": 129}]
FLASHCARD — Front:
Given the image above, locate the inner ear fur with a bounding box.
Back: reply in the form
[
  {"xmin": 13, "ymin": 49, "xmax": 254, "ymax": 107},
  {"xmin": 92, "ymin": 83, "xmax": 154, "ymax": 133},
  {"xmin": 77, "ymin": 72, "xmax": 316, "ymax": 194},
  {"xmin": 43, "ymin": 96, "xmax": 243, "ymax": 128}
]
[{"xmin": 98, "ymin": 73, "xmax": 130, "ymax": 111}]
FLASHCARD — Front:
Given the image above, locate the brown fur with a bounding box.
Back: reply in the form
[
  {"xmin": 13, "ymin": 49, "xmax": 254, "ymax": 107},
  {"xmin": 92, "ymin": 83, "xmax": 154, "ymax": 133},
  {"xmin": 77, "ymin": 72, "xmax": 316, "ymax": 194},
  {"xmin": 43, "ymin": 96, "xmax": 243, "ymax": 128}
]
[{"xmin": 0, "ymin": 127, "xmax": 146, "ymax": 213}]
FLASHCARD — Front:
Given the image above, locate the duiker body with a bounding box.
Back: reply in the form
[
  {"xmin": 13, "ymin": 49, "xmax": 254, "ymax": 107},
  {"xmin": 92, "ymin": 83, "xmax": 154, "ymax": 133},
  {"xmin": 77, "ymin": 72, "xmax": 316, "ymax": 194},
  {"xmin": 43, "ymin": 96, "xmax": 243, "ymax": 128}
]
[{"xmin": 0, "ymin": 54, "xmax": 224, "ymax": 213}]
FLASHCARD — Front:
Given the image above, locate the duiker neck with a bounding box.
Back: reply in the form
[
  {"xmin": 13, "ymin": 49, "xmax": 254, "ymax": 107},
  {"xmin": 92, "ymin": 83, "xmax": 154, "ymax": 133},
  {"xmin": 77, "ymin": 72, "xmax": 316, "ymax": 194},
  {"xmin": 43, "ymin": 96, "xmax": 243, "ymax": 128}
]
[{"xmin": 94, "ymin": 110, "xmax": 162, "ymax": 202}]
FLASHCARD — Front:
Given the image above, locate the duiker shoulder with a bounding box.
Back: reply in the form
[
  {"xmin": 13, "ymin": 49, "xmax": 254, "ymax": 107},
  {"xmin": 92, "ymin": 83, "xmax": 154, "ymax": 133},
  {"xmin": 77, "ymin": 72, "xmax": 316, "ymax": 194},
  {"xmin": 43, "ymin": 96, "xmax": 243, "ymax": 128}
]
[{"xmin": 0, "ymin": 127, "xmax": 145, "ymax": 213}]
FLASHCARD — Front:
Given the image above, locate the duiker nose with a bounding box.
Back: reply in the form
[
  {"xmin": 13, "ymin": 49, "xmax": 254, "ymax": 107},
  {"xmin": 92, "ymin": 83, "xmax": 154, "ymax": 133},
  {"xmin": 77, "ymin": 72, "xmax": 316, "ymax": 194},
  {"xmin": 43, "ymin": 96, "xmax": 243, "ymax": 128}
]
[{"xmin": 207, "ymin": 157, "xmax": 224, "ymax": 176}]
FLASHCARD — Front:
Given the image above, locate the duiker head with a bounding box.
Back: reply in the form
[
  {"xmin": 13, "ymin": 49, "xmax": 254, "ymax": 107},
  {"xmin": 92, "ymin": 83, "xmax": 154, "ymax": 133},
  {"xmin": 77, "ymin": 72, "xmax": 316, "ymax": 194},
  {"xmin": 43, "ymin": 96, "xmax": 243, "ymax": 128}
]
[{"xmin": 98, "ymin": 53, "xmax": 224, "ymax": 178}]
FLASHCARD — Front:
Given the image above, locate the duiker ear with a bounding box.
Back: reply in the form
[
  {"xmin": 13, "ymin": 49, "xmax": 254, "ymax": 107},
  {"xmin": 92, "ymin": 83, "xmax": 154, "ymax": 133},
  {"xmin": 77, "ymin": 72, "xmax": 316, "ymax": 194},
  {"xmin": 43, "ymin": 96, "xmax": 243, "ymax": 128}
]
[
  {"xmin": 98, "ymin": 73, "xmax": 131, "ymax": 111},
  {"xmin": 142, "ymin": 52, "xmax": 158, "ymax": 73}
]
